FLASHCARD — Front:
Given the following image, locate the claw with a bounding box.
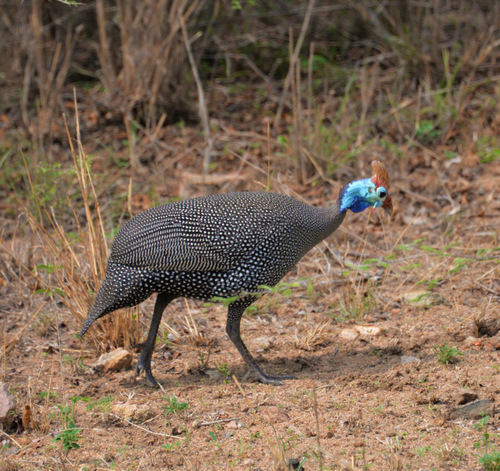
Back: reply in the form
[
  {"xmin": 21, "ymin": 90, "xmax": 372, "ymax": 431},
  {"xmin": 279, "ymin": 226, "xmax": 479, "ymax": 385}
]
[
  {"xmin": 243, "ymin": 368, "xmax": 296, "ymax": 385},
  {"xmin": 135, "ymin": 353, "xmax": 160, "ymax": 388},
  {"xmin": 257, "ymin": 372, "xmax": 296, "ymax": 386}
]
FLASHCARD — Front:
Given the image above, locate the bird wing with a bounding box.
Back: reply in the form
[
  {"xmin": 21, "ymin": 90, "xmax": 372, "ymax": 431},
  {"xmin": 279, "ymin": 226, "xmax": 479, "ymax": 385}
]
[{"xmin": 109, "ymin": 196, "xmax": 287, "ymax": 273}]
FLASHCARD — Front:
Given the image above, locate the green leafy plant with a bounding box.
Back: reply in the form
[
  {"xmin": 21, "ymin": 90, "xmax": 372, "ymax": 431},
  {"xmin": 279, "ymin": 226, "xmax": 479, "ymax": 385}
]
[
  {"xmin": 216, "ymin": 363, "xmax": 232, "ymax": 383},
  {"xmin": 163, "ymin": 395, "xmax": 189, "ymax": 416},
  {"xmin": 53, "ymin": 396, "xmax": 89, "ymax": 453},
  {"xmin": 433, "ymin": 343, "xmax": 462, "ymax": 364},
  {"xmin": 54, "ymin": 426, "xmax": 83, "ymax": 452},
  {"xmin": 86, "ymin": 396, "xmax": 114, "ymax": 415},
  {"xmin": 479, "ymin": 451, "xmax": 500, "ymax": 471},
  {"xmin": 162, "ymin": 440, "xmax": 181, "ymax": 452}
]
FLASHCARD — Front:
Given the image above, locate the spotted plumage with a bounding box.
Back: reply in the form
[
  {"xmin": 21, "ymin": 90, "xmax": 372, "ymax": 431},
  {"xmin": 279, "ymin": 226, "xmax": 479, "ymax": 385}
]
[{"xmin": 80, "ymin": 161, "xmax": 392, "ymax": 387}]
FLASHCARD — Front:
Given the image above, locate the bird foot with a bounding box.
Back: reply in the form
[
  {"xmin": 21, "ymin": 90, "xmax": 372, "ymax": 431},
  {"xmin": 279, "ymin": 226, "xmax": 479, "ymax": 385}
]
[
  {"xmin": 243, "ymin": 369, "xmax": 296, "ymax": 386},
  {"xmin": 135, "ymin": 354, "xmax": 161, "ymax": 389}
]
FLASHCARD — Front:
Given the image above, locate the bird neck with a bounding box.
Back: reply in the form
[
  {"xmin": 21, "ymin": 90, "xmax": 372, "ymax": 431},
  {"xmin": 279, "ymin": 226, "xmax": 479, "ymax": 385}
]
[{"xmin": 312, "ymin": 199, "xmax": 347, "ymax": 243}]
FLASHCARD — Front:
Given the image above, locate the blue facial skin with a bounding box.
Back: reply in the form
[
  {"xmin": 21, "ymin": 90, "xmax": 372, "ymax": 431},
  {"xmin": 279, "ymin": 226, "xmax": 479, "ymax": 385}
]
[{"xmin": 339, "ymin": 178, "xmax": 387, "ymax": 213}]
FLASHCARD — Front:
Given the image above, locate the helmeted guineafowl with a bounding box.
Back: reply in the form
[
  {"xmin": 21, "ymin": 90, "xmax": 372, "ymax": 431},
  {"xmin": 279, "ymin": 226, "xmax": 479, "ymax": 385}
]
[{"xmin": 80, "ymin": 160, "xmax": 392, "ymax": 387}]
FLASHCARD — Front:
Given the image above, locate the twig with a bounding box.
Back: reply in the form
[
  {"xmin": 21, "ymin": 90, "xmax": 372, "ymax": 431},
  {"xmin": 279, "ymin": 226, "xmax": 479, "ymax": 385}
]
[
  {"xmin": 274, "ymin": 0, "xmax": 316, "ymax": 128},
  {"xmin": 110, "ymin": 413, "xmax": 184, "ymax": 439},
  {"xmin": 181, "ymin": 20, "xmax": 212, "ymax": 176},
  {"xmin": 314, "ymin": 382, "xmax": 339, "ymax": 391},
  {"xmin": 473, "ymin": 281, "xmax": 498, "ymax": 295},
  {"xmin": 0, "ymin": 428, "xmax": 23, "ymax": 448},
  {"xmin": 196, "ymin": 416, "xmax": 246, "ymax": 427}
]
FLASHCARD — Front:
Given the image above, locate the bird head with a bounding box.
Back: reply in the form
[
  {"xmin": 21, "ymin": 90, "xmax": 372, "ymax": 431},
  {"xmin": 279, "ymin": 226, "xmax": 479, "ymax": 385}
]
[{"xmin": 339, "ymin": 161, "xmax": 393, "ymax": 215}]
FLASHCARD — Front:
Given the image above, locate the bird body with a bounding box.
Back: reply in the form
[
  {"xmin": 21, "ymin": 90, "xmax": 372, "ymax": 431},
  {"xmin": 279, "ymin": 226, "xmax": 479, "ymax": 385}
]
[{"xmin": 80, "ymin": 161, "xmax": 392, "ymax": 387}]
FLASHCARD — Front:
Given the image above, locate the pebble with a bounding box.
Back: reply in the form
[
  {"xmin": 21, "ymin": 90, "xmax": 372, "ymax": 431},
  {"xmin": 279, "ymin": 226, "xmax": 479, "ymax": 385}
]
[
  {"xmin": 354, "ymin": 325, "xmax": 382, "ymax": 336},
  {"xmin": 94, "ymin": 349, "xmax": 133, "ymax": 373},
  {"xmin": 339, "ymin": 328, "xmax": 359, "ymax": 341},
  {"xmin": 0, "ymin": 382, "xmax": 14, "ymax": 423},
  {"xmin": 449, "ymin": 399, "xmax": 495, "ymax": 420},
  {"xmin": 113, "ymin": 403, "xmax": 154, "ymax": 422},
  {"xmin": 451, "ymin": 388, "xmax": 478, "ymax": 405},
  {"xmin": 400, "ymin": 355, "xmax": 419, "ymax": 364},
  {"xmin": 401, "ymin": 290, "xmax": 448, "ymax": 307}
]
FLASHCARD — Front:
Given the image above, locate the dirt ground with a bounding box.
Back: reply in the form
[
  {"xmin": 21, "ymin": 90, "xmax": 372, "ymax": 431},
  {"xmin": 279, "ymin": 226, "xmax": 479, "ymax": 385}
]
[{"xmin": 1, "ymin": 85, "xmax": 499, "ymax": 470}]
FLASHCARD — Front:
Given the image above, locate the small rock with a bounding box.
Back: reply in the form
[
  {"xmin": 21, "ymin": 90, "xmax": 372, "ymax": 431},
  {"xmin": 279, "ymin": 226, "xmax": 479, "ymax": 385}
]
[
  {"xmin": 451, "ymin": 388, "xmax": 478, "ymax": 405},
  {"xmin": 225, "ymin": 420, "xmax": 241, "ymax": 429},
  {"xmin": 0, "ymin": 382, "xmax": 14, "ymax": 422},
  {"xmin": 401, "ymin": 290, "xmax": 448, "ymax": 308},
  {"xmin": 288, "ymin": 458, "xmax": 302, "ymax": 470},
  {"xmin": 94, "ymin": 349, "xmax": 133, "ymax": 373},
  {"xmin": 113, "ymin": 403, "xmax": 154, "ymax": 422},
  {"xmin": 400, "ymin": 355, "xmax": 419, "ymax": 364},
  {"xmin": 339, "ymin": 328, "xmax": 359, "ymax": 341},
  {"xmin": 449, "ymin": 399, "xmax": 495, "ymax": 420},
  {"xmin": 354, "ymin": 325, "xmax": 382, "ymax": 336}
]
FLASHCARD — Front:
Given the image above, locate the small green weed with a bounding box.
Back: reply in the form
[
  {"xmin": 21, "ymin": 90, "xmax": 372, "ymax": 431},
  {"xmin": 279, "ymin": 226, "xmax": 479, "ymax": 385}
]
[
  {"xmin": 163, "ymin": 440, "xmax": 181, "ymax": 452},
  {"xmin": 37, "ymin": 391, "xmax": 58, "ymax": 401},
  {"xmin": 216, "ymin": 362, "xmax": 232, "ymax": 383},
  {"xmin": 54, "ymin": 426, "xmax": 83, "ymax": 452},
  {"xmin": 479, "ymin": 451, "xmax": 500, "ymax": 471},
  {"xmin": 163, "ymin": 395, "xmax": 189, "ymax": 416},
  {"xmin": 86, "ymin": 396, "xmax": 114, "ymax": 415},
  {"xmin": 475, "ymin": 416, "xmax": 500, "ymax": 470},
  {"xmin": 433, "ymin": 343, "xmax": 462, "ymax": 364},
  {"xmin": 53, "ymin": 396, "xmax": 89, "ymax": 453},
  {"xmin": 415, "ymin": 119, "xmax": 441, "ymax": 143},
  {"xmin": 473, "ymin": 415, "xmax": 498, "ymax": 469},
  {"xmin": 414, "ymin": 445, "xmax": 431, "ymax": 457}
]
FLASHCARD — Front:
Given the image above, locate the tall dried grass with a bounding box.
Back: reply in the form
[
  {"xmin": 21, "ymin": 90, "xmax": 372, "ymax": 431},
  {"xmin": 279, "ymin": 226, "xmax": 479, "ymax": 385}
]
[{"xmin": 21, "ymin": 97, "xmax": 141, "ymax": 352}]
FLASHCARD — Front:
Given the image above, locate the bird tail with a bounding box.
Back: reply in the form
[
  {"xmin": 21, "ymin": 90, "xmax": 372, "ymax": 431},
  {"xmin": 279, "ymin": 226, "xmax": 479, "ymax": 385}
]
[
  {"xmin": 79, "ymin": 274, "xmax": 116, "ymax": 337},
  {"xmin": 79, "ymin": 260, "xmax": 154, "ymax": 337}
]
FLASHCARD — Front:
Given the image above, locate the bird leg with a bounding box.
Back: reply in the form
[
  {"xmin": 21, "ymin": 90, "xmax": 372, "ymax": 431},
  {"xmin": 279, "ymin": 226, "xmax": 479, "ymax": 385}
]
[
  {"xmin": 226, "ymin": 296, "xmax": 296, "ymax": 385},
  {"xmin": 134, "ymin": 292, "xmax": 174, "ymax": 388}
]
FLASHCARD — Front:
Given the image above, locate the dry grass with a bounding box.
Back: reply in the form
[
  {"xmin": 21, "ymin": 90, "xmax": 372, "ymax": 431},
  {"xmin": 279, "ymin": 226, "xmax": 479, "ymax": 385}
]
[
  {"xmin": 17, "ymin": 96, "xmax": 142, "ymax": 352},
  {"xmin": 293, "ymin": 320, "xmax": 332, "ymax": 351},
  {"xmin": 161, "ymin": 301, "xmax": 215, "ymax": 350}
]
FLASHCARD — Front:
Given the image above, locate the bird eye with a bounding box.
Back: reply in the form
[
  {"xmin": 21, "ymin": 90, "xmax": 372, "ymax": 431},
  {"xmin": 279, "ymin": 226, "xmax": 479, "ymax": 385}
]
[{"xmin": 377, "ymin": 188, "xmax": 387, "ymax": 199}]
